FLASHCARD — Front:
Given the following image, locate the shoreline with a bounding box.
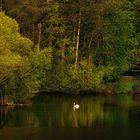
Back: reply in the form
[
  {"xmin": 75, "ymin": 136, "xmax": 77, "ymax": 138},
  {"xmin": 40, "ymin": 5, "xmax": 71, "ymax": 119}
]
[{"xmin": 0, "ymin": 89, "xmax": 139, "ymax": 107}]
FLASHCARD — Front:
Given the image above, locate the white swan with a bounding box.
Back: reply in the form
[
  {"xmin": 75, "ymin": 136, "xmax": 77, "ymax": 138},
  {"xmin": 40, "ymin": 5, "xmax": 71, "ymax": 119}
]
[{"xmin": 73, "ymin": 102, "xmax": 80, "ymax": 111}]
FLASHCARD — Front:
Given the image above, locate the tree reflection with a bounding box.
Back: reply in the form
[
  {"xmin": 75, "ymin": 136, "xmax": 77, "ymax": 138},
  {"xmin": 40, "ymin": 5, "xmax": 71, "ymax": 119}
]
[{"xmin": 0, "ymin": 95, "xmax": 140, "ymax": 128}]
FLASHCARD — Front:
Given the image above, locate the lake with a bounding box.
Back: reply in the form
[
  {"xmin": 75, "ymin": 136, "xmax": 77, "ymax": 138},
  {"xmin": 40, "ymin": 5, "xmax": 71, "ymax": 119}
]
[{"xmin": 0, "ymin": 94, "xmax": 140, "ymax": 140}]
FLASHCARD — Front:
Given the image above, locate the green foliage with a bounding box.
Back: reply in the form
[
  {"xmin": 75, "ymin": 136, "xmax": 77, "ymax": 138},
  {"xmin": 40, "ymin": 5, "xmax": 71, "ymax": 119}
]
[
  {"xmin": 0, "ymin": 12, "xmax": 31, "ymax": 82},
  {"xmin": 42, "ymin": 61, "xmax": 114, "ymax": 93},
  {"xmin": 114, "ymin": 80, "xmax": 134, "ymax": 94},
  {"xmin": 70, "ymin": 62, "xmax": 113, "ymax": 92},
  {"xmin": 0, "ymin": 0, "xmax": 140, "ymax": 99},
  {"xmin": 0, "ymin": 12, "xmax": 52, "ymax": 102},
  {"xmin": 95, "ymin": 0, "xmax": 138, "ymax": 77},
  {"xmin": 28, "ymin": 47, "xmax": 52, "ymax": 91}
]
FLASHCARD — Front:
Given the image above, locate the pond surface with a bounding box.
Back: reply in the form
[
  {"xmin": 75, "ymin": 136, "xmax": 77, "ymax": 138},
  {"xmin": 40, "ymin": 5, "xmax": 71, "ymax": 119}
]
[{"xmin": 0, "ymin": 94, "xmax": 140, "ymax": 140}]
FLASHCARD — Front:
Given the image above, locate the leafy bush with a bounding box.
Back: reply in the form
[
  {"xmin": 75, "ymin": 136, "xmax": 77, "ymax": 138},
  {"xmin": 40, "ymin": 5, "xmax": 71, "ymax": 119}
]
[{"xmin": 114, "ymin": 80, "xmax": 134, "ymax": 94}]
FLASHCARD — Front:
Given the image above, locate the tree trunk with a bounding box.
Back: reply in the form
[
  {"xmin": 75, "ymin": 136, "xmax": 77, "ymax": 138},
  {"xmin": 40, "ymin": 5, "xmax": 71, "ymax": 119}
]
[
  {"xmin": 37, "ymin": 23, "xmax": 42, "ymax": 52},
  {"xmin": 87, "ymin": 33, "xmax": 94, "ymax": 66},
  {"xmin": 74, "ymin": 8, "xmax": 81, "ymax": 70}
]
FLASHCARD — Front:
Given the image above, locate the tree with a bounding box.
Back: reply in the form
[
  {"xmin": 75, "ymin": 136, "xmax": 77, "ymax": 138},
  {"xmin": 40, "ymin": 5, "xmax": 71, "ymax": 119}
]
[
  {"xmin": 0, "ymin": 12, "xmax": 52, "ymax": 103},
  {"xmin": 0, "ymin": 0, "xmax": 139, "ymax": 94},
  {"xmin": 93, "ymin": 0, "xmax": 138, "ymax": 78},
  {"xmin": 0, "ymin": 12, "xmax": 32, "ymax": 103}
]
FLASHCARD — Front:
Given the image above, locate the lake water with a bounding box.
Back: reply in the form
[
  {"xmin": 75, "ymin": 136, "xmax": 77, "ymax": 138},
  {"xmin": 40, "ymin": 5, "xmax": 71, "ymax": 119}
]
[{"xmin": 0, "ymin": 94, "xmax": 140, "ymax": 140}]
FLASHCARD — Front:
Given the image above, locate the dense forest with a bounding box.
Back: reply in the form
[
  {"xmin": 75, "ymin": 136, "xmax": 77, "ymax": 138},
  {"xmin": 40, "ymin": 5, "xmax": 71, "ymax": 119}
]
[{"xmin": 0, "ymin": 0, "xmax": 140, "ymax": 104}]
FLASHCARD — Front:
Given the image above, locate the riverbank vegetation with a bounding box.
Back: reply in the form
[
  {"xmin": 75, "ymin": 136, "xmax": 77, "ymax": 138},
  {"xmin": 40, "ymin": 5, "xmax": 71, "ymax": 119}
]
[{"xmin": 0, "ymin": 0, "xmax": 140, "ymax": 104}]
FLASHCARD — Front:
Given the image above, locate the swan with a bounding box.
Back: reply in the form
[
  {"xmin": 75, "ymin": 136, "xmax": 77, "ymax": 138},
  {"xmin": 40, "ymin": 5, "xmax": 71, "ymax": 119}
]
[{"xmin": 73, "ymin": 102, "xmax": 80, "ymax": 110}]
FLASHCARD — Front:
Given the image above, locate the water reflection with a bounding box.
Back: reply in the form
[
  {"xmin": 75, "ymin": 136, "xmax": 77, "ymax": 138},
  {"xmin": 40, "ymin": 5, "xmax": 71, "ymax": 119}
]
[
  {"xmin": 0, "ymin": 95, "xmax": 140, "ymax": 128},
  {"xmin": 0, "ymin": 95, "xmax": 140, "ymax": 140}
]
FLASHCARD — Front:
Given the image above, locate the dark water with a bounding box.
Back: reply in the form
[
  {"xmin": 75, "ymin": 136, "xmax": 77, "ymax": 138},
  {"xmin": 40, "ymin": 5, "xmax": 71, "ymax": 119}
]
[{"xmin": 0, "ymin": 94, "xmax": 140, "ymax": 140}]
